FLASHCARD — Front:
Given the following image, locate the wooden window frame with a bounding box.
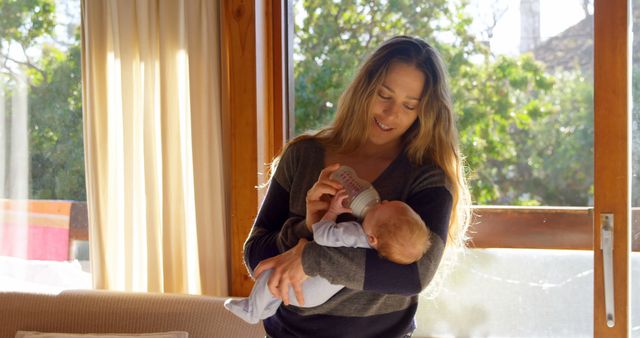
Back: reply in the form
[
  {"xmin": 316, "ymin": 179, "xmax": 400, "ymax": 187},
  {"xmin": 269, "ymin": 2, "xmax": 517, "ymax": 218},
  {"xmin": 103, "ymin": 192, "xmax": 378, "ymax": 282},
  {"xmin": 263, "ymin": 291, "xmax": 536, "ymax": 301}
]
[
  {"xmin": 223, "ymin": 1, "xmax": 635, "ymax": 334},
  {"xmin": 593, "ymin": 0, "xmax": 631, "ymax": 335},
  {"xmin": 221, "ymin": 5, "xmax": 640, "ymax": 337},
  {"xmin": 221, "ymin": 0, "xmax": 286, "ymax": 297}
]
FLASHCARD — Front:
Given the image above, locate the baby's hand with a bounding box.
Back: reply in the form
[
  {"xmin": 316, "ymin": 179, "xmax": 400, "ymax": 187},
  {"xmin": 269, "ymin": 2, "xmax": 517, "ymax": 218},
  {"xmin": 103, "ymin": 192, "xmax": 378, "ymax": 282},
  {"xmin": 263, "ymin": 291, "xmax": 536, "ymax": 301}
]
[{"xmin": 329, "ymin": 189, "xmax": 352, "ymax": 215}]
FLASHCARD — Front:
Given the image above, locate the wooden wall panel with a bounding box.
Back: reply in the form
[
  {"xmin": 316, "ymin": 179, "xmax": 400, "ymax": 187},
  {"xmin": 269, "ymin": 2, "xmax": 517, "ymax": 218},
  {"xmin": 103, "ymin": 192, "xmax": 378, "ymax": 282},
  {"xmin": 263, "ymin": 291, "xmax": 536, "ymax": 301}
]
[
  {"xmin": 265, "ymin": 0, "xmax": 285, "ymax": 160},
  {"xmin": 221, "ymin": 0, "xmax": 258, "ymax": 297},
  {"xmin": 223, "ymin": 0, "xmax": 285, "ymax": 297}
]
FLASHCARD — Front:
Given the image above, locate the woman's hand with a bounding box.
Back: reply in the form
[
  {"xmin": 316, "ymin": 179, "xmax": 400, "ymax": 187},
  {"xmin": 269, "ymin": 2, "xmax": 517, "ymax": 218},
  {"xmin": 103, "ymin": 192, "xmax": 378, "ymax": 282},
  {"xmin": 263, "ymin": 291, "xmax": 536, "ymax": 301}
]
[
  {"xmin": 305, "ymin": 163, "xmax": 343, "ymax": 229},
  {"xmin": 254, "ymin": 239, "xmax": 310, "ymax": 306}
]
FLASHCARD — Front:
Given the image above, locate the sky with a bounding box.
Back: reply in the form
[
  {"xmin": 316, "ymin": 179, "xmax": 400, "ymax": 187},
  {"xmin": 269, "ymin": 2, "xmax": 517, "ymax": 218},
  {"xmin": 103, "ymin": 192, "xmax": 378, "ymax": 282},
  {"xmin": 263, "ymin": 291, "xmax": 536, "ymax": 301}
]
[
  {"xmin": 293, "ymin": 0, "xmax": 591, "ymax": 57},
  {"xmin": 7, "ymin": 0, "xmax": 591, "ymax": 68},
  {"xmin": 468, "ymin": 0, "xmax": 590, "ymax": 55}
]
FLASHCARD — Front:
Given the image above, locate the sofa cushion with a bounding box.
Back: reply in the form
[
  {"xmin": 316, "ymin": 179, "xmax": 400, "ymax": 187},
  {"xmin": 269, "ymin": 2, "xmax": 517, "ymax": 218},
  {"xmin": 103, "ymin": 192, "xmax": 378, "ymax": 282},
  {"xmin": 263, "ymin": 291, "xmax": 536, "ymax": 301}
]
[
  {"xmin": 1, "ymin": 291, "xmax": 265, "ymax": 338},
  {"xmin": 16, "ymin": 331, "xmax": 188, "ymax": 338}
]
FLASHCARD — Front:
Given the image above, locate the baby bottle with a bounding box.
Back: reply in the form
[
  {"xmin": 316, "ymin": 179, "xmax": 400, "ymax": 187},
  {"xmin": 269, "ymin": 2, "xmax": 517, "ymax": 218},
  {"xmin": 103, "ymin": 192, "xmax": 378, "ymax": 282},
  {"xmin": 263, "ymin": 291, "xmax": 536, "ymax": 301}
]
[{"xmin": 330, "ymin": 165, "xmax": 380, "ymax": 218}]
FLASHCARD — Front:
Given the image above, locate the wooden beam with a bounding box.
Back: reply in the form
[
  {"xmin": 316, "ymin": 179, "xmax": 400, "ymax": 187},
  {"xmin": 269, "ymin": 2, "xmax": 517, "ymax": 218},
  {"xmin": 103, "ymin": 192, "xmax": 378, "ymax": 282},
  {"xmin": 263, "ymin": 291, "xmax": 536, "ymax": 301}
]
[
  {"xmin": 468, "ymin": 207, "xmax": 593, "ymax": 250},
  {"xmin": 266, "ymin": 0, "xmax": 285, "ymax": 160},
  {"xmin": 256, "ymin": 0, "xmax": 285, "ymax": 199},
  {"xmin": 594, "ymin": 0, "xmax": 630, "ymax": 335},
  {"xmin": 222, "ymin": 0, "xmax": 285, "ymax": 297},
  {"xmin": 221, "ymin": 0, "xmax": 258, "ymax": 297}
]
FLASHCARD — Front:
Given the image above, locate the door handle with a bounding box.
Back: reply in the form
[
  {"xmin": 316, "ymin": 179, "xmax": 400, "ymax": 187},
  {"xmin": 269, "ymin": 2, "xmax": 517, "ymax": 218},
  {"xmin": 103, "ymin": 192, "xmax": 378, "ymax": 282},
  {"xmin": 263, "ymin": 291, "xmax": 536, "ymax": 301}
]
[{"xmin": 600, "ymin": 213, "xmax": 615, "ymax": 328}]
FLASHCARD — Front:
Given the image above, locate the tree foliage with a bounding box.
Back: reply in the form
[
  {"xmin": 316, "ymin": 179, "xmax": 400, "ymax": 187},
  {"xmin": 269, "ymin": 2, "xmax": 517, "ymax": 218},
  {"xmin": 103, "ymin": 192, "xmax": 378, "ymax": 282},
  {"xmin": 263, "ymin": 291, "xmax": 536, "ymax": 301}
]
[
  {"xmin": 1, "ymin": 0, "xmax": 84, "ymax": 201},
  {"xmin": 28, "ymin": 34, "xmax": 84, "ymax": 201},
  {"xmin": 1, "ymin": 0, "xmax": 636, "ymax": 206},
  {"xmin": 0, "ymin": 0, "xmax": 55, "ymax": 47},
  {"xmin": 293, "ymin": 0, "xmax": 598, "ymax": 206},
  {"xmin": 294, "ymin": 0, "xmax": 481, "ymax": 133}
]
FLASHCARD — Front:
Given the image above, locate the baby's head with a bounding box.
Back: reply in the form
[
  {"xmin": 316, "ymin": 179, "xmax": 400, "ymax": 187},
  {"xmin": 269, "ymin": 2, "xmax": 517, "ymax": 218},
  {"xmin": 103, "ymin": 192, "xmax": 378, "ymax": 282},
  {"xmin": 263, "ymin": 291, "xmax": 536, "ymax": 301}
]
[{"xmin": 362, "ymin": 200, "xmax": 431, "ymax": 264}]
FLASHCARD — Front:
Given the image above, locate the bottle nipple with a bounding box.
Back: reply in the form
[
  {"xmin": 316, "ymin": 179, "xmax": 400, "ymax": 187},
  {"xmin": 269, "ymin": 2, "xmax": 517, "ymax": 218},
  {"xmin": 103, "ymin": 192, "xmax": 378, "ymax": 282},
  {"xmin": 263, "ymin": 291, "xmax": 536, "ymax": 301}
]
[{"xmin": 330, "ymin": 165, "xmax": 380, "ymax": 218}]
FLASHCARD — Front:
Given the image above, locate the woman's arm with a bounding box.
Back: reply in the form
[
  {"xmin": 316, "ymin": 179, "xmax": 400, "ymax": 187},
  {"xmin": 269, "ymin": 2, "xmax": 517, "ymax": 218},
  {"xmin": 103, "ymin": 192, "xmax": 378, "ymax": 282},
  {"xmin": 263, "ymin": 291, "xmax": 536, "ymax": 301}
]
[
  {"xmin": 243, "ymin": 142, "xmax": 322, "ymax": 275},
  {"xmin": 250, "ymin": 162, "xmax": 346, "ymax": 306},
  {"xmin": 301, "ymin": 186, "xmax": 452, "ymax": 296},
  {"xmin": 243, "ymin": 178, "xmax": 310, "ymax": 274},
  {"xmin": 244, "ymin": 144, "xmax": 344, "ymax": 277}
]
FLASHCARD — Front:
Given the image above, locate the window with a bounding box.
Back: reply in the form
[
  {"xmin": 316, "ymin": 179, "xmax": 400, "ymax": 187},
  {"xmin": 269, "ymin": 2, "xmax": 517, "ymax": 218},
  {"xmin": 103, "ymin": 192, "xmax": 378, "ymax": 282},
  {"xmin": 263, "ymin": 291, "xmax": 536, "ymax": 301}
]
[
  {"xmin": 289, "ymin": 0, "xmax": 598, "ymax": 336},
  {"xmin": 224, "ymin": 1, "xmax": 635, "ymax": 335},
  {"xmin": 291, "ymin": 0, "xmax": 595, "ymax": 208},
  {"xmin": 0, "ymin": 0, "xmax": 89, "ymax": 293}
]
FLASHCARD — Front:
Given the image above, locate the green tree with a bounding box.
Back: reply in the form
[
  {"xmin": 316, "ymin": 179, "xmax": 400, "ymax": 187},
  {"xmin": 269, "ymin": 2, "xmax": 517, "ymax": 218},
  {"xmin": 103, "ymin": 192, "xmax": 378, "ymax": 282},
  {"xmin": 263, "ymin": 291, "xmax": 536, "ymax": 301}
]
[
  {"xmin": 454, "ymin": 54, "xmax": 559, "ymax": 205},
  {"xmin": 28, "ymin": 33, "xmax": 84, "ymax": 200},
  {"xmin": 293, "ymin": 0, "xmax": 481, "ymax": 133},
  {"xmin": 0, "ymin": 0, "xmax": 55, "ymax": 47},
  {"xmin": 1, "ymin": 0, "xmax": 84, "ymax": 200},
  {"xmin": 293, "ymin": 0, "xmax": 595, "ymax": 206},
  {"xmin": 527, "ymin": 71, "xmax": 593, "ymax": 206}
]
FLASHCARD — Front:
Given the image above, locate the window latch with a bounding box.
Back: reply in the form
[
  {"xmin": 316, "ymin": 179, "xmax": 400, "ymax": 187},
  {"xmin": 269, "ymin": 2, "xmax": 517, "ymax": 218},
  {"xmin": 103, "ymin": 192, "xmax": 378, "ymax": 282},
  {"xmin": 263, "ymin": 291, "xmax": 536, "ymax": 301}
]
[{"xmin": 600, "ymin": 213, "xmax": 615, "ymax": 328}]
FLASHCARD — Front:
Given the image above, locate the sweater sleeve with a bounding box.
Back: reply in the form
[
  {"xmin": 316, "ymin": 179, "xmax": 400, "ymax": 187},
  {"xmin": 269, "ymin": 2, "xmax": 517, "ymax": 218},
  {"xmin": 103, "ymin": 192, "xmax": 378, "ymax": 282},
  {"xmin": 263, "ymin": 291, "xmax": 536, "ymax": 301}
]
[
  {"xmin": 243, "ymin": 145, "xmax": 314, "ymax": 275},
  {"xmin": 302, "ymin": 186, "xmax": 452, "ymax": 296}
]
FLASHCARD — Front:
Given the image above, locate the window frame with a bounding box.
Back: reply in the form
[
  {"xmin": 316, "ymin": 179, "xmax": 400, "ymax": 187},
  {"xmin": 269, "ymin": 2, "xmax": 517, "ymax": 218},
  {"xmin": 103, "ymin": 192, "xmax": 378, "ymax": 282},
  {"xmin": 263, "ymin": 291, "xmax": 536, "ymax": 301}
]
[{"xmin": 223, "ymin": 3, "xmax": 634, "ymax": 335}]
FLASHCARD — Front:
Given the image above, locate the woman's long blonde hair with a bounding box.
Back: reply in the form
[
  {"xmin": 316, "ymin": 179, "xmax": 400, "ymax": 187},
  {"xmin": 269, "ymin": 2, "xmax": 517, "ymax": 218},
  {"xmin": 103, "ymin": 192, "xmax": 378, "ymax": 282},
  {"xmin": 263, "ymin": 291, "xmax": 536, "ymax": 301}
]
[{"xmin": 277, "ymin": 36, "xmax": 471, "ymax": 292}]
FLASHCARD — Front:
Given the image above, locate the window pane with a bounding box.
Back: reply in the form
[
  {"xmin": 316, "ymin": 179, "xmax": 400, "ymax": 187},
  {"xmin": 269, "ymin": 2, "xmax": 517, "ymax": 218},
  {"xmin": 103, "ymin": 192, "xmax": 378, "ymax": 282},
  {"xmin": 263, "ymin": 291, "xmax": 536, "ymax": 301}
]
[
  {"xmin": 291, "ymin": 0, "xmax": 594, "ymax": 207},
  {"xmin": 0, "ymin": 0, "xmax": 90, "ymax": 293},
  {"xmin": 290, "ymin": 0, "xmax": 594, "ymax": 336},
  {"xmin": 416, "ymin": 248, "xmax": 593, "ymax": 337}
]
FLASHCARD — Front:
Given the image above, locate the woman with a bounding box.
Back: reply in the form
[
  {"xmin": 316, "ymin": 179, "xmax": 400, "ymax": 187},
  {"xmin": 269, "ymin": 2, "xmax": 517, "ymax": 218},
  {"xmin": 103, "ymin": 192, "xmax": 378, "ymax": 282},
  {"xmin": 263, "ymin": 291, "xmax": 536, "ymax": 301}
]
[{"xmin": 244, "ymin": 35, "xmax": 471, "ymax": 338}]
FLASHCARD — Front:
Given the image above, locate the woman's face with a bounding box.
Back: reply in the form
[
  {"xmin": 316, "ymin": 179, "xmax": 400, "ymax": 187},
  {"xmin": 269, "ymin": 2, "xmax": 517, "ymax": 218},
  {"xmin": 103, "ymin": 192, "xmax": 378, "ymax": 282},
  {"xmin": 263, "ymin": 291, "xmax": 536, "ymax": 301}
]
[{"xmin": 368, "ymin": 61, "xmax": 425, "ymax": 147}]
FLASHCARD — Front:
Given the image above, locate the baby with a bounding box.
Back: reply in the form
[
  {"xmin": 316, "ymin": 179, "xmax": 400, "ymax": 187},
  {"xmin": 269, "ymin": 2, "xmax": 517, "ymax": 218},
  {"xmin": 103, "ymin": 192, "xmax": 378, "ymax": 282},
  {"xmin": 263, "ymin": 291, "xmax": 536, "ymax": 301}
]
[{"xmin": 224, "ymin": 190, "xmax": 431, "ymax": 324}]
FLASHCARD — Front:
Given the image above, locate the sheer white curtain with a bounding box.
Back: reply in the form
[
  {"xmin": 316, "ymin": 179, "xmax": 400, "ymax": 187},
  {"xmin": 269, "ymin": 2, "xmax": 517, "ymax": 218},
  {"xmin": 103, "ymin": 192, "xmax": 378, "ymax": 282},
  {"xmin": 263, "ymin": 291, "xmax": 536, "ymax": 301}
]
[
  {"xmin": 0, "ymin": 72, "xmax": 29, "ymax": 259},
  {"xmin": 81, "ymin": 0, "xmax": 228, "ymax": 295}
]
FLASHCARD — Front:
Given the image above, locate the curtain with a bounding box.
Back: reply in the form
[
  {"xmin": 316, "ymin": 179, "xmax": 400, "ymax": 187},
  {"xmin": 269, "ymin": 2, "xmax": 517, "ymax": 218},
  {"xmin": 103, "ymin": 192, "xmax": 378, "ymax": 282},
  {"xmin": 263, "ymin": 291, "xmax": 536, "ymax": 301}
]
[{"xmin": 81, "ymin": 0, "xmax": 228, "ymax": 295}]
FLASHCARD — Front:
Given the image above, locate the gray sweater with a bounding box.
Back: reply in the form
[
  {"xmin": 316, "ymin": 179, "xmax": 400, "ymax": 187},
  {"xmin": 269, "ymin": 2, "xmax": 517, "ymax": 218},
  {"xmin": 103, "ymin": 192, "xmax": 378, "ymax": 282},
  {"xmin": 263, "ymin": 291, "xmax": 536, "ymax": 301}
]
[{"xmin": 244, "ymin": 138, "xmax": 452, "ymax": 338}]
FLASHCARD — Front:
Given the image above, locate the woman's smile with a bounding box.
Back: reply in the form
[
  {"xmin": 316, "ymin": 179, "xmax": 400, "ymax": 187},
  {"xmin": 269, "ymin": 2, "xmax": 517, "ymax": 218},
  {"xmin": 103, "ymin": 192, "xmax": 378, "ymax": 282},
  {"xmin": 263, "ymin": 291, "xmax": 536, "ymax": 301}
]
[{"xmin": 374, "ymin": 117, "xmax": 393, "ymax": 131}]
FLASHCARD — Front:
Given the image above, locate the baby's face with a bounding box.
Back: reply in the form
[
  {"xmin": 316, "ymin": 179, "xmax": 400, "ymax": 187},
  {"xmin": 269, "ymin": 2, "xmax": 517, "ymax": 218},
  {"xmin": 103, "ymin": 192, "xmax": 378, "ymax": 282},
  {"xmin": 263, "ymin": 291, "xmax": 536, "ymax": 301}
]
[{"xmin": 362, "ymin": 200, "xmax": 406, "ymax": 234}]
